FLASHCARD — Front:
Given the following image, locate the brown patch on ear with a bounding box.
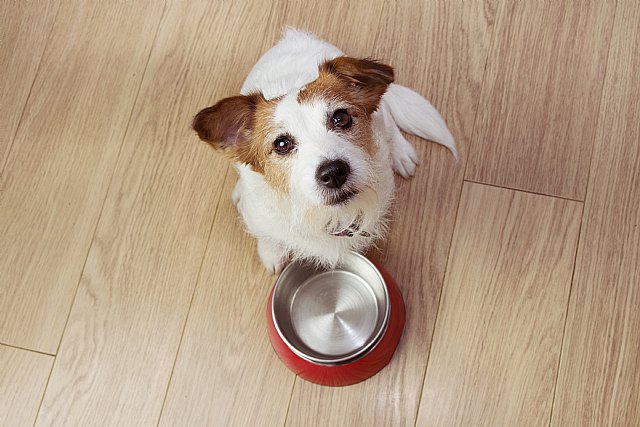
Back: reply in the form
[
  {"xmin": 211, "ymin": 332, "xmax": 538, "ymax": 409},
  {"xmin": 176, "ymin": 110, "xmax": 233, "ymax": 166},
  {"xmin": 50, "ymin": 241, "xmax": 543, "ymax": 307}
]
[
  {"xmin": 193, "ymin": 94, "xmax": 287, "ymax": 180},
  {"xmin": 320, "ymin": 56, "xmax": 394, "ymax": 113},
  {"xmin": 193, "ymin": 94, "xmax": 274, "ymax": 170},
  {"xmin": 193, "ymin": 94, "xmax": 288, "ymax": 175},
  {"xmin": 192, "ymin": 95, "xmax": 260, "ymax": 147}
]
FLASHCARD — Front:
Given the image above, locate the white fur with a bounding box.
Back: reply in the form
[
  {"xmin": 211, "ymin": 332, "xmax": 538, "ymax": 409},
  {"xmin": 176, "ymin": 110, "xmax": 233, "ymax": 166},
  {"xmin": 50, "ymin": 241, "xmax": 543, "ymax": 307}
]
[
  {"xmin": 233, "ymin": 28, "xmax": 457, "ymax": 272},
  {"xmin": 384, "ymin": 83, "xmax": 459, "ymax": 160}
]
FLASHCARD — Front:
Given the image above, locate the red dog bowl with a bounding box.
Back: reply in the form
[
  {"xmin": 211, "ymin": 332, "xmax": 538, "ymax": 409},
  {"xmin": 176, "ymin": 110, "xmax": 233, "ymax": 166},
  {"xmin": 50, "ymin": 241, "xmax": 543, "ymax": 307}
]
[{"xmin": 267, "ymin": 251, "xmax": 405, "ymax": 386}]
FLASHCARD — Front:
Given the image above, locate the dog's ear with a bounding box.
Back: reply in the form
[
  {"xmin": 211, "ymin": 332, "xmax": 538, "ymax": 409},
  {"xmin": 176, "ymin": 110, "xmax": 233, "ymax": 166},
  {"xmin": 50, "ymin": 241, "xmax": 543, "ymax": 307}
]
[
  {"xmin": 192, "ymin": 94, "xmax": 261, "ymax": 152},
  {"xmin": 321, "ymin": 56, "xmax": 394, "ymax": 113}
]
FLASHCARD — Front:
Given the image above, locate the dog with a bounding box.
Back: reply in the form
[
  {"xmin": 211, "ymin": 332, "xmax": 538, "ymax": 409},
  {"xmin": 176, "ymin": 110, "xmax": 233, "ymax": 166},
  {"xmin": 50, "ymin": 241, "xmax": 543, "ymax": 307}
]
[{"xmin": 192, "ymin": 29, "xmax": 457, "ymax": 273}]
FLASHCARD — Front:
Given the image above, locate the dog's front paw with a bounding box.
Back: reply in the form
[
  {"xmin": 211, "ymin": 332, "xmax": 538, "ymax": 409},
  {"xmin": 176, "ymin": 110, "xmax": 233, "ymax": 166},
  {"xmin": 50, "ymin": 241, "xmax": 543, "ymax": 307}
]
[
  {"xmin": 391, "ymin": 133, "xmax": 419, "ymax": 178},
  {"xmin": 257, "ymin": 239, "xmax": 289, "ymax": 274}
]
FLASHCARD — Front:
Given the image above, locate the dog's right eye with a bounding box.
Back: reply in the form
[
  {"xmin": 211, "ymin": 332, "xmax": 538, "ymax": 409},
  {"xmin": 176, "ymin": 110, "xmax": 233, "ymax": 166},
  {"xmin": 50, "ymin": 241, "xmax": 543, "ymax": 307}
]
[
  {"xmin": 331, "ymin": 109, "xmax": 352, "ymax": 129},
  {"xmin": 273, "ymin": 135, "xmax": 294, "ymax": 155}
]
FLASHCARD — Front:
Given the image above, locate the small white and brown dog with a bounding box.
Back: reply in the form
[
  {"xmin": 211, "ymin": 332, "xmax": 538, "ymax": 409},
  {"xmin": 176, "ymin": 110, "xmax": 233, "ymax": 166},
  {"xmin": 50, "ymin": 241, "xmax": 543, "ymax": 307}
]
[{"xmin": 193, "ymin": 29, "xmax": 457, "ymax": 273}]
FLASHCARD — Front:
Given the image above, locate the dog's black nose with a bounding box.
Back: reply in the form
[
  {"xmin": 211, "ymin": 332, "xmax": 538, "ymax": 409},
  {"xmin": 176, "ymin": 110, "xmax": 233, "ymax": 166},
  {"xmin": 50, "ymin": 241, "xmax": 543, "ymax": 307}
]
[{"xmin": 316, "ymin": 159, "xmax": 350, "ymax": 189}]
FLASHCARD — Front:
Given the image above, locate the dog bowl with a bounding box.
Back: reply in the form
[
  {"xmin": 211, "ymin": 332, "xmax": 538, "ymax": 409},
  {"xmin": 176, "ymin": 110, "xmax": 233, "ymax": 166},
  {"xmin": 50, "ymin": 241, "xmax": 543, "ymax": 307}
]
[{"xmin": 267, "ymin": 251, "xmax": 405, "ymax": 386}]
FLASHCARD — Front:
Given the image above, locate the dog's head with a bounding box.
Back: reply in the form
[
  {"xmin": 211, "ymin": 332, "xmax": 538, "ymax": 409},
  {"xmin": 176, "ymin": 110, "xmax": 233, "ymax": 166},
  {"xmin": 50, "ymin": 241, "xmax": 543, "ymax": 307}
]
[{"xmin": 193, "ymin": 57, "xmax": 393, "ymax": 206}]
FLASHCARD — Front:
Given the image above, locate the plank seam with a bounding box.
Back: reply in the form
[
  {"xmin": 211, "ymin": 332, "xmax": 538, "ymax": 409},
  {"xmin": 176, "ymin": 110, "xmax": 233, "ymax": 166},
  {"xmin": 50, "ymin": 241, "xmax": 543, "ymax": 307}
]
[
  {"xmin": 546, "ymin": 201, "xmax": 586, "ymax": 427},
  {"xmin": 0, "ymin": 341, "xmax": 55, "ymax": 358},
  {"xmin": 282, "ymin": 376, "xmax": 297, "ymax": 427},
  {"xmin": 574, "ymin": 0, "xmax": 619, "ymax": 209},
  {"xmin": 464, "ymin": 178, "xmax": 583, "ymax": 202}
]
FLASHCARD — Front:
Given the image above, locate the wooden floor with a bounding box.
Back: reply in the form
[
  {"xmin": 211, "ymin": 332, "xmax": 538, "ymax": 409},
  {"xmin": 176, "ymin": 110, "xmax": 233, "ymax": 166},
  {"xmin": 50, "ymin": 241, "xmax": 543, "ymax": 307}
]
[{"xmin": 1, "ymin": 0, "xmax": 638, "ymax": 426}]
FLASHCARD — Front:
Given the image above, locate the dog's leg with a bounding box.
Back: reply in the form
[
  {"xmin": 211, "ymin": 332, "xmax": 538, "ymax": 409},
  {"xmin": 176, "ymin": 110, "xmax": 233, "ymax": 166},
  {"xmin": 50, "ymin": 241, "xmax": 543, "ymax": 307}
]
[
  {"xmin": 257, "ymin": 238, "xmax": 288, "ymax": 274},
  {"xmin": 384, "ymin": 105, "xmax": 420, "ymax": 178},
  {"xmin": 390, "ymin": 122, "xmax": 419, "ymax": 178}
]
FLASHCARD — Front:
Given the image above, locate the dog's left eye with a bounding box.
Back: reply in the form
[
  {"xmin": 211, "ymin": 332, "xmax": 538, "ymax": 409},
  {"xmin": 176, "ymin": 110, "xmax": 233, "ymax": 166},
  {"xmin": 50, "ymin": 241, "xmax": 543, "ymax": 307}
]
[
  {"xmin": 273, "ymin": 135, "xmax": 294, "ymax": 155},
  {"xmin": 331, "ymin": 109, "xmax": 352, "ymax": 129}
]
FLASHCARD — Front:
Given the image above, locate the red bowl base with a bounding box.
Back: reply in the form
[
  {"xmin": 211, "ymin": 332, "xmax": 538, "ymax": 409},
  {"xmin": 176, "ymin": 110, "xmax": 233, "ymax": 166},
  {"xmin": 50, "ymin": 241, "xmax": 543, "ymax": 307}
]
[{"xmin": 267, "ymin": 262, "xmax": 405, "ymax": 386}]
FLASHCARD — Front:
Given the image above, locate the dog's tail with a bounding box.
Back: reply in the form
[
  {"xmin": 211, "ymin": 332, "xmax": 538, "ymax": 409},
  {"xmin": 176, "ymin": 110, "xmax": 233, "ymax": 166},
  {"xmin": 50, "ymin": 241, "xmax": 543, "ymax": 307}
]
[{"xmin": 384, "ymin": 83, "xmax": 459, "ymax": 161}]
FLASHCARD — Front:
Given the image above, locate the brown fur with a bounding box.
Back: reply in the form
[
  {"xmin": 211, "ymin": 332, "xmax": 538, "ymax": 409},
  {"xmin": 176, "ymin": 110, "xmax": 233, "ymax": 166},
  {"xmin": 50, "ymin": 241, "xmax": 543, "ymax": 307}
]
[
  {"xmin": 317, "ymin": 56, "xmax": 394, "ymax": 113},
  {"xmin": 298, "ymin": 56, "xmax": 395, "ymax": 157},
  {"xmin": 251, "ymin": 101, "xmax": 290, "ymax": 192},
  {"xmin": 192, "ymin": 94, "xmax": 289, "ymax": 192}
]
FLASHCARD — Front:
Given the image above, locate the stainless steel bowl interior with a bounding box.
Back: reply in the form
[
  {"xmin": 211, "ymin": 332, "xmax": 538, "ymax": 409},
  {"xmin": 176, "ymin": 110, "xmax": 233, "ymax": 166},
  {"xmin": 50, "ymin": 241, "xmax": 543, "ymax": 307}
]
[{"xmin": 272, "ymin": 252, "xmax": 389, "ymax": 365}]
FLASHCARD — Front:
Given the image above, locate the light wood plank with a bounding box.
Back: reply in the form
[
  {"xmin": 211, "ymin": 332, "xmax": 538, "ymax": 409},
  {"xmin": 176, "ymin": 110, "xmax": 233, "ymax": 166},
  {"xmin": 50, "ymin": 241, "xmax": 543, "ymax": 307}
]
[
  {"xmin": 417, "ymin": 182, "xmax": 581, "ymax": 426},
  {"xmin": 37, "ymin": 1, "xmax": 280, "ymax": 425},
  {"xmin": 286, "ymin": 1, "xmax": 499, "ymax": 426},
  {"xmin": 0, "ymin": 0, "xmax": 59, "ymax": 173},
  {"xmin": 158, "ymin": 175, "xmax": 295, "ymax": 427},
  {"xmin": 551, "ymin": 1, "xmax": 640, "ymax": 425},
  {"xmin": 0, "ymin": 0, "xmax": 164, "ymax": 353},
  {"xmin": 0, "ymin": 344, "xmax": 53, "ymax": 427},
  {"xmin": 466, "ymin": 0, "xmax": 616, "ymax": 200}
]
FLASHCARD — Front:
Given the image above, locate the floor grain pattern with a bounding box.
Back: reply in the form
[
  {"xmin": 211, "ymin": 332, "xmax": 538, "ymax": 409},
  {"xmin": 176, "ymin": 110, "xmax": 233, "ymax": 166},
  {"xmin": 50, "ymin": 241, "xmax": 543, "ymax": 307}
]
[
  {"xmin": 417, "ymin": 182, "xmax": 581, "ymax": 426},
  {"xmin": 158, "ymin": 175, "xmax": 295, "ymax": 427},
  {"xmin": 466, "ymin": 0, "xmax": 616, "ymax": 200},
  {"xmin": 0, "ymin": 0, "xmax": 165, "ymax": 354},
  {"xmin": 551, "ymin": 1, "xmax": 640, "ymax": 425},
  {"xmin": 0, "ymin": 0, "xmax": 59, "ymax": 173},
  {"xmin": 0, "ymin": 344, "xmax": 53, "ymax": 427}
]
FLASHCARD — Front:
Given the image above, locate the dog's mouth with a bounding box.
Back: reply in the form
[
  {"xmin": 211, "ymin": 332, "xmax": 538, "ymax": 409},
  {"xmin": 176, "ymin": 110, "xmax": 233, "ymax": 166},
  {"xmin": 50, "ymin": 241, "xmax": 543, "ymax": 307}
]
[{"xmin": 324, "ymin": 189, "xmax": 359, "ymax": 206}]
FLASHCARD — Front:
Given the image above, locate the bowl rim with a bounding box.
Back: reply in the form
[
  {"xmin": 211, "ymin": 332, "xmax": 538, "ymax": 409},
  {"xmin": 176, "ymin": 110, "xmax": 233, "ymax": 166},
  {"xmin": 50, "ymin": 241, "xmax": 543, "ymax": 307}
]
[{"xmin": 271, "ymin": 251, "xmax": 391, "ymax": 366}]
